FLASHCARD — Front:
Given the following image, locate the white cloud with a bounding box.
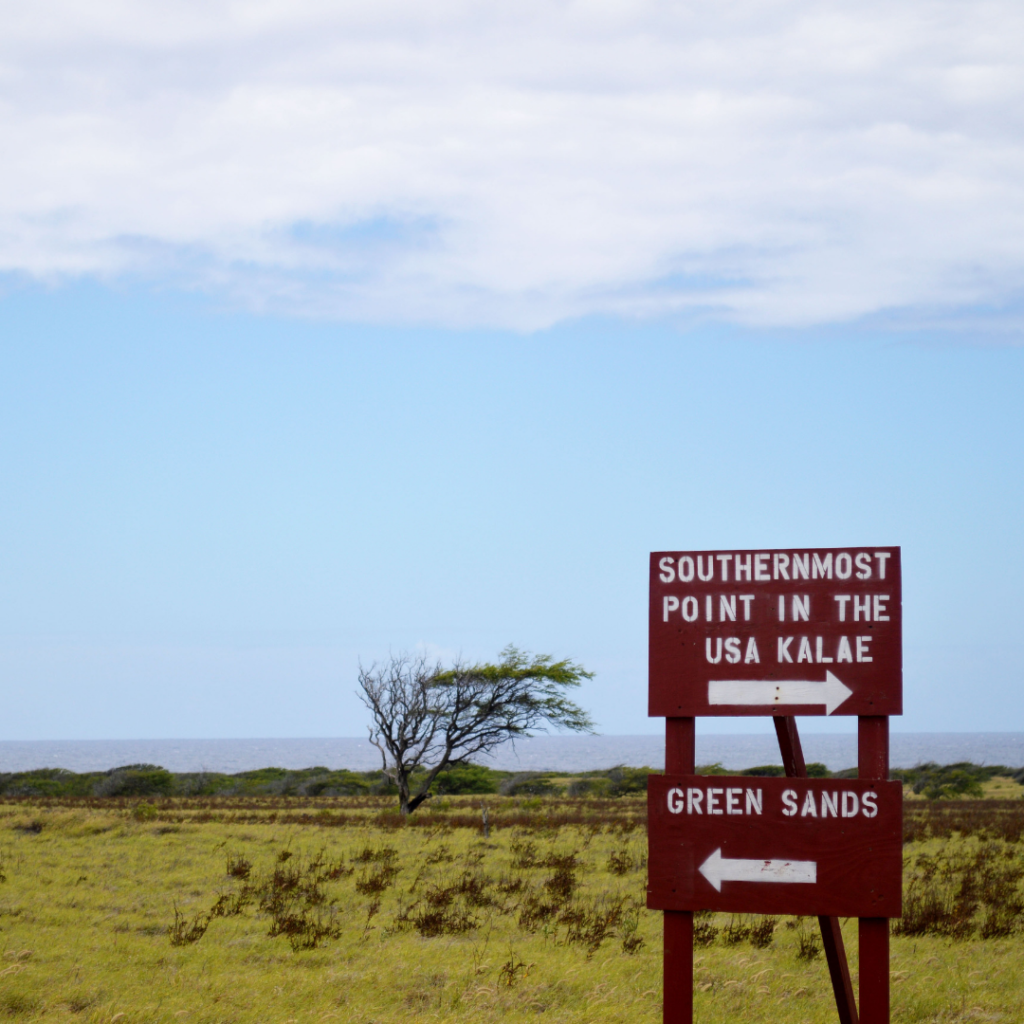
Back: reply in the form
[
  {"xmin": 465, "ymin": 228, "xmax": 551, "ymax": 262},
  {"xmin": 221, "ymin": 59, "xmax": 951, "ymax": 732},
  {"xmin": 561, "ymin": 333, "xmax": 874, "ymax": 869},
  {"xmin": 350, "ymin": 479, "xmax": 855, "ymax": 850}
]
[{"xmin": 1, "ymin": 0, "xmax": 1023, "ymax": 328}]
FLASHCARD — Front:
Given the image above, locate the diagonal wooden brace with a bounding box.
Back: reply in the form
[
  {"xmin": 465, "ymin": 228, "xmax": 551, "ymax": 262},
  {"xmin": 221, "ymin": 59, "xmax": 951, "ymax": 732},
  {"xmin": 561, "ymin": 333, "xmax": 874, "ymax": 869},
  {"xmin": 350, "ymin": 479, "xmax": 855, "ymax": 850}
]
[{"xmin": 774, "ymin": 716, "xmax": 859, "ymax": 1024}]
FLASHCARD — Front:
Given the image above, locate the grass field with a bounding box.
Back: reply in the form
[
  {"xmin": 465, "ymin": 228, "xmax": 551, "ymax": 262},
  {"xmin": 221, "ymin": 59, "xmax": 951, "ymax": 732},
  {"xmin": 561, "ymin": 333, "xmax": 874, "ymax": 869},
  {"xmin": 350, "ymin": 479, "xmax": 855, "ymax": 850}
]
[{"xmin": 0, "ymin": 794, "xmax": 1021, "ymax": 1023}]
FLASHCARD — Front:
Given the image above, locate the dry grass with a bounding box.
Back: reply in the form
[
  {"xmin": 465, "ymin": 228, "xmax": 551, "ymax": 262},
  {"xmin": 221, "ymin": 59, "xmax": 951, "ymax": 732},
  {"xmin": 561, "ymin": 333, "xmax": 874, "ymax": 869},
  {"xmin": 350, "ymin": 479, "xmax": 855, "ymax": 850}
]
[{"xmin": 0, "ymin": 796, "xmax": 1019, "ymax": 1022}]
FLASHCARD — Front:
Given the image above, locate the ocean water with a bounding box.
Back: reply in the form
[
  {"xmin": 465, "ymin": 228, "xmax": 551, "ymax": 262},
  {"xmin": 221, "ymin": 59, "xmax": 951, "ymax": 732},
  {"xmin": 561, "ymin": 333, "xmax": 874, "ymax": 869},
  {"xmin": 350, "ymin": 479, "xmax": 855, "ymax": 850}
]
[{"xmin": 0, "ymin": 733, "xmax": 1021, "ymax": 774}]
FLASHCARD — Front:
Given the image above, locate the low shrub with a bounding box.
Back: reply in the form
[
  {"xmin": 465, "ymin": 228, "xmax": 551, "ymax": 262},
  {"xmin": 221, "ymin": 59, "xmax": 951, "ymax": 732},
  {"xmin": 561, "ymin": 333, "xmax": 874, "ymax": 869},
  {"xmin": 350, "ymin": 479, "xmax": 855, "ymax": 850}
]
[{"xmin": 500, "ymin": 774, "xmax": 562, "ymax": 797}]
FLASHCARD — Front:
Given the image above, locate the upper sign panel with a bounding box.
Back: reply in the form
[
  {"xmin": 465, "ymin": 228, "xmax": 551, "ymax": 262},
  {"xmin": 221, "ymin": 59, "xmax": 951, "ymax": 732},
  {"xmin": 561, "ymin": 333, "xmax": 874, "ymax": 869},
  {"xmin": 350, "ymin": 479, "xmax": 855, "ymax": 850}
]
[{"xmin": 649, "ymin": 547, "xmax": 901, "ymax": 717}]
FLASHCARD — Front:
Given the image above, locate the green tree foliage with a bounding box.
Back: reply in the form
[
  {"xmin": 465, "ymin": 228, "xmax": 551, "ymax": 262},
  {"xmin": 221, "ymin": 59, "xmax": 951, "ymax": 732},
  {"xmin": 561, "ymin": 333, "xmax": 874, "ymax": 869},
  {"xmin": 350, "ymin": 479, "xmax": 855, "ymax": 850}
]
[
  {"xmin": 604, "ymin": 766, "xmax": 651, "ymax": 795},
  {"xmin": 892, "ymin": 761, "xmax": 994, "ymax": 799},
  {"xmin": 358, "ymin": 645, "xmax": 594, "ymax": 814},
  {"xmin": 94, "ymin": 765, "xmax": 174, "ymax": 797},
  {"xmin": 430, "ymin": 764, "xmax": 499, "ymax": 795}
]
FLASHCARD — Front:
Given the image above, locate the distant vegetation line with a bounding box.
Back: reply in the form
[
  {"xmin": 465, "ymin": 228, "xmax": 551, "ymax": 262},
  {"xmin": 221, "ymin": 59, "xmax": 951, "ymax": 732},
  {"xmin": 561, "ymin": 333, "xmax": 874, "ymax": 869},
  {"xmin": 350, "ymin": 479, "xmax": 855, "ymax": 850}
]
[{"xmin": 0, "ymin": 760, "xmax": 1020, "ymax": 800}]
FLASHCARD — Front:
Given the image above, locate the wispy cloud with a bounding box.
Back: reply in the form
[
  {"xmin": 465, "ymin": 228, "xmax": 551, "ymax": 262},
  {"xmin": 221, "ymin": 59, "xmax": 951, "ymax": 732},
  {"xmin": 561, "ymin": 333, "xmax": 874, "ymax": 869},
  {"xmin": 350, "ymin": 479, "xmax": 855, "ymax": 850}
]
[{"xmin": 2, "ymin": 0, "xmax": 1023, "ymax": 329}]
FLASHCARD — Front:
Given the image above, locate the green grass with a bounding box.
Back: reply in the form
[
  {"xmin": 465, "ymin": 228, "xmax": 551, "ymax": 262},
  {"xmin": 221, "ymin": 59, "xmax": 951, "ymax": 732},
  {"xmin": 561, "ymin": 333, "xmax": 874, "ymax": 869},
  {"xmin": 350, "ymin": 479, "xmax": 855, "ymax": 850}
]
[{"xmin": 0, "ymin": 797, "xmax": 1020, "ymax": 1022}]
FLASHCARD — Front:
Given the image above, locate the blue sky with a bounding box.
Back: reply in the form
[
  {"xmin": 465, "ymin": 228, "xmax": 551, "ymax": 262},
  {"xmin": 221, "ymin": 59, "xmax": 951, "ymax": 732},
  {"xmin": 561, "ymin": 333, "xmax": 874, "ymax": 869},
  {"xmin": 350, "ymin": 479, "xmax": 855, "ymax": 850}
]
[
  {"xmin": 1, "ymin": 285, "xmax": 1021, "ymax": 739},
  {"xmin": 1, "ymin": 1, "xmax": 1022, "ymax": 741}
]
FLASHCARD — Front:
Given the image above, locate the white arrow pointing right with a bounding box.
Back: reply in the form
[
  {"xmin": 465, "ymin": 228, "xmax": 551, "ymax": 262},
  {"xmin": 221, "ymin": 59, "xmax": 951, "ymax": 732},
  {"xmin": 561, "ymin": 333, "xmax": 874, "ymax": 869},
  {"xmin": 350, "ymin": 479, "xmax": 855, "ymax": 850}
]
[
  {"xmin": 698, "ymin": 848, "xmax": 817, "ymax": 892},
  {"xmin": 708, "ymin": 670, "xmax": 853, "ymax": 715}
]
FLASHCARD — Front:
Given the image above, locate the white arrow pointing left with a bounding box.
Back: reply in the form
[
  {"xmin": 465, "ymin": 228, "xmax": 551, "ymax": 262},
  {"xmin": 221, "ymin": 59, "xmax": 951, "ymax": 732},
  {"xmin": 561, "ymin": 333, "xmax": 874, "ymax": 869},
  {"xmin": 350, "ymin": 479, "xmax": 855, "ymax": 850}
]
[{"xmin": 698, "ymin": 848, "xmax": 817, "ymax": 892}]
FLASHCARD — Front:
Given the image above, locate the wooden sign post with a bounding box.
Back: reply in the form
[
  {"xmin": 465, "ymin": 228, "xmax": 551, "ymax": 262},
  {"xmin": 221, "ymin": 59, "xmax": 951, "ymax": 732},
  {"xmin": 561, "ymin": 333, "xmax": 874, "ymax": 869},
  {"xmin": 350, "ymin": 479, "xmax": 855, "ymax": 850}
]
[{"xmin": 648, "ymin": 548, "xmax": 902, "ymax": 1024}]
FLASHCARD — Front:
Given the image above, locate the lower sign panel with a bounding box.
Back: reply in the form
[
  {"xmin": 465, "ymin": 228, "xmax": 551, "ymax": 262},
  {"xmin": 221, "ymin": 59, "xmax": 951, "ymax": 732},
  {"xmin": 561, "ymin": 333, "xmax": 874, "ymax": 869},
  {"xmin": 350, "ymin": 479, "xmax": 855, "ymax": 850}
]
[{"xmin": 647, "ymin": 774, "xmax": 902, "ymax": 918}]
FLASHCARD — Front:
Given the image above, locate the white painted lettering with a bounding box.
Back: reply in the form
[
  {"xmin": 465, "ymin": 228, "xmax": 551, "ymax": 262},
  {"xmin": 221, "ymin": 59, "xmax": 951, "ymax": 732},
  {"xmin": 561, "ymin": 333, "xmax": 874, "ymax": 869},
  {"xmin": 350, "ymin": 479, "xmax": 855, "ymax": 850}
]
[
  {"xmin": 874, "ymin": 552, "xmax": 890, "ymax": 579},
  {"xmin": 812, "ymin": 553, "xmax": 833, "ymax": 579},
  {"xmin": 705, "ymin": 595, "xmax": 713, "ymax": 621},
  {"xmin": 854, "ymin": 595, "xmax": 871, "ymax": 621},
  {"xmin": 816, "ymin": 637, "xmax": 833, "ymax": 663},
  {"xmin": 792, "ymin": 553, "xmax": 810, "ymax": 580},
  {"xmin": 861, "ymin": 791, "xmax": 878, "ymax": 818},
  {"xmin": 698, "ymin": 555, "xmax": 714, "ymax": 581},
  {"xmin": 706, "ymin": 638, "xmax": 723, "ymax": 664},
  {"xmin": 800, "ymin": 791, "xmax": 818, "ymax": 817},
  {"xmin": 720, "ymin": 595, "xmax": 737, "ymax": 622},
  {"xmin": 797, "ymin": 637, "xmax": 813, "ymax": 663},
  {"xmin": 778, "ymin": 637, "xmax": 794, "ymax": 663},
  {"xmin": 667, "ymin": 787, "xmax": 684, "ymax": 813},
  {"xmin": 792, "ymin": 595, "xmax": 810, "ymax": 621},
  {"xmin": 743, "ymin": 638, "xmax": 760, "ymax": 664},
  {"xmin": 716, "ymin": 554, "xmax": 732, "ymax": 581},
  {"xmin": 837, "ymin": 636, "xmax": 853, "ymax": 663},
  {"xmin": 724, "ymin": 638, "xmax": 741, "ymax": 664},
  {"xmin": 782, "ymin": 789, "xmax": 798, "ymax": 816},
  {"xmin": 659, "ymin": 557, "xmax": 675, "ymax": 583},
  {"xmin": 855, "ymin": 552, "xmax": 872, "ymax": 579},
  {"xmin": 834, "ymin": 594, "xmax": 851, "ymax": 621},
  {"xmin": 746, "ymin": 788, "xmax": 763, "ymax": 814},
  {"xmin": 682, "ymin": 596, "xmax": 698, "ymax": 622},
  {"xmin": 734, "ymin": 553, "xmax": 752, "ymax": 582},
  {"xmin": 874, "ymin": 594, "xmax": 890, "ymax": 622},
  {"xmin": 821, "ymin": 792, "xmax": 839, "ymax": 817},
  {"xmin": 707, "ymin": 788, "xmax": 723, "ymax": 815},
  {"xmin": 663, "ymin": 595, "xmax": 679, "ymax": 622},
  {"xmin": 726, "ymin": 788, "xmax": 742, "ymax": 814},
  {"xmin": 687, "ymin": 788, "xmax": 704, "ymax": 814},
  {"xmin": 774, "ymin": 553, "xmax": 791, "ymax": 580},
  {"xmin": 835, "ymin": 552, "xmax": 852, "ymax": 579},
  {"xmin": 754, "ymin": 553, "xmax": 770, "ymax": 581},
  {"xmin": 679, "ymin": 555, "xmax": 695, "ymax": 582},
  {"xmin": 739, "ymin": 595, "xmax": 754, "ymax": 620},
  {"xmin": 779, "ymin": 595, "xmax": 786, "ymax": 621},
  {"xmin": 841, "ymin": 791, "xmax": 860, "ymax": 817},
  {"xmin": 856, "ymin": 636, "xmax": 873, "ymax": 663}
]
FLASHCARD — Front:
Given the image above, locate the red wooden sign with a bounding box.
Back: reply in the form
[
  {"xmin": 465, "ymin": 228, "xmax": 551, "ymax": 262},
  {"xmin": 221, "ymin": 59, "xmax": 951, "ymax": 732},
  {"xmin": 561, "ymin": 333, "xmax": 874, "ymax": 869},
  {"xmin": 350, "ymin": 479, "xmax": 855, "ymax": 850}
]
[
  {"xmin": 647, "ymin": 774, "xmax": 902, "ymax": 918},
  {"xmin": 650, "ymin": 547, "xmax": 901, "ymax": 718}
]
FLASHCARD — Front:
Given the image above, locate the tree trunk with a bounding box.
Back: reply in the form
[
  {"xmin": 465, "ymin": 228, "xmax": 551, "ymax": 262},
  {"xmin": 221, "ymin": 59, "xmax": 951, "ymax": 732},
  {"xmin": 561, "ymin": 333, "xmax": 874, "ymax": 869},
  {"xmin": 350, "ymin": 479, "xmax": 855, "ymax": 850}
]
[
  {"xmin": 396, "ymin": 770, "xmax": 431, "ymax": 814},
  {"xmin": 406, "ymin": 791, "xmax": 429, "ymax": 813},
  {"xmin": 397, "ymin": 770, "xmax": 412, "ymax": 815}
]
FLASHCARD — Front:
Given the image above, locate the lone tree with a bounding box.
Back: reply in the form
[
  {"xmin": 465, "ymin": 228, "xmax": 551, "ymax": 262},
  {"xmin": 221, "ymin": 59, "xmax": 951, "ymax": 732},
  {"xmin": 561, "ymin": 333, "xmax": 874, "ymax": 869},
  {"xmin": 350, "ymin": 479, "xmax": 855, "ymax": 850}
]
[{"xmin": 358, "ymin": 645, "xmax": 594, "ymax": 814}]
